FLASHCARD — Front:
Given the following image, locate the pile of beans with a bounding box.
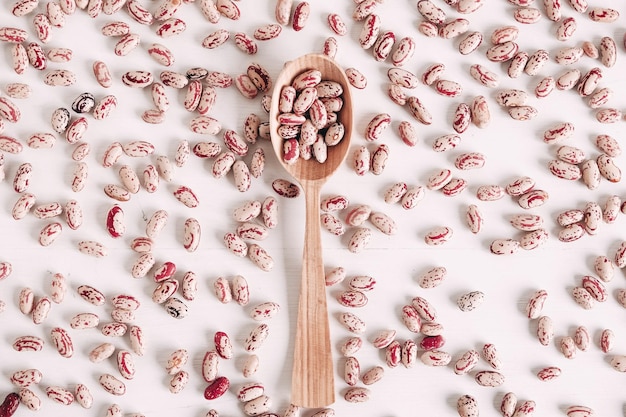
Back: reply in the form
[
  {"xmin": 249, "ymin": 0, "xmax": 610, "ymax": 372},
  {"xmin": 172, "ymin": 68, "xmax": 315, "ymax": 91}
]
[
  {"xmin": 2, "ymin": 0, "xmax": 626, "ymax": 417},
  {"xmin": 276, "ymin": 69, "xmax": 347, "ymax": 165}
]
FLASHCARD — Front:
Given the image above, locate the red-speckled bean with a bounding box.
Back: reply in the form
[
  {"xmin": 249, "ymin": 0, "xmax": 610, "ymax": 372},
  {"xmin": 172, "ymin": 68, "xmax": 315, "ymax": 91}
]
[
  {"xmin": 45, "ymin": 386, "xmax": 74, "ymax": 405},
  {"xmin": 454, "ymin": 349, "xmax": 480, "ymax": 375},
  {"xmin": 424, "ymin": 226, "xmax": 452, "ymax": 245}
]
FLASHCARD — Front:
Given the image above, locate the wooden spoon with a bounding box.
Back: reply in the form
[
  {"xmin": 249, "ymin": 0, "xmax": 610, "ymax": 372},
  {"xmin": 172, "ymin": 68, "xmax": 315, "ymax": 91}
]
[{"xmin": 269, "ymin": 53, "xmax": 353, "ymax": 408}]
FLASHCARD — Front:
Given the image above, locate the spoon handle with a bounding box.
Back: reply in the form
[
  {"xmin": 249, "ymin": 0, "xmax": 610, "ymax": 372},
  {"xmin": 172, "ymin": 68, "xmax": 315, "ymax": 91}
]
[{"xmin": 291, "ymin": 180, "xmax": 335, "ymax": 408}]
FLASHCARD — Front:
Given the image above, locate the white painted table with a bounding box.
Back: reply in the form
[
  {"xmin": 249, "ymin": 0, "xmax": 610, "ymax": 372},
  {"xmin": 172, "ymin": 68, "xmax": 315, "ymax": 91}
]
[{"xmin": 1, "ymin": 1, "xmax": 626, "ymax": 416}]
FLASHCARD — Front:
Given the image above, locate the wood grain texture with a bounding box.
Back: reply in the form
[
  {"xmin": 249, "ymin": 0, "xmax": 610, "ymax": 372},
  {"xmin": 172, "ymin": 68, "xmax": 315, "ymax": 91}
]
[{"xmin": 269, "ymin": 53, "xmax": 353, "ymax": 408}]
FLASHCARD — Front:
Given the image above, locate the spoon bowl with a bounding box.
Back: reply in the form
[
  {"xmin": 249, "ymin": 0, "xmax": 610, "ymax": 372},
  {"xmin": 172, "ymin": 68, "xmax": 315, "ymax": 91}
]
[
  {"xmin": 269, "ymin": 53, "xmax": 353, "ymax": 408},
  {"xmin": 270, "ymin": 54, "xmax": 353, "ymax": 181}
]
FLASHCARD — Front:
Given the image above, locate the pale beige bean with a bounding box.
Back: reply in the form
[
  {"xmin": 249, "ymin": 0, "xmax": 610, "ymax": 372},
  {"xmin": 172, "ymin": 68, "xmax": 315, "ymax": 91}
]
[
  {"xmin": 422, "ymin": 63, "xmax": 445, "ymax": 86},
  {"xmin": 588, "ymin": 87, "xmax": 612, "ymax": 108},
  {"xmin": 340, "ymin": 337, "xmax": 363, "ymax": 356},
  {"xmin": 611, "ymin": 355, "xmax": 626, "ymax": 372},
  {"xmin": 500, "ymin": 392, "xmax": 518, "ymax": 417},
  {"xmin": 169, "ymin": 371, "xmax": 189, "ymax": 394},
  {"xmin": 19, "ymin": 388, "xmax": 42, "ymax": 410},
  {"xmin": 248, "ymin": 244, "xmax": 274, "ymax": 271},
  {"xmin": 358, "ymin": 14, "xmax": 380, "ymax": 49},
  {"xmin": 361, "ymin": 366, "xmax": 384, "ymax": 385},
  {"xmin": 70, "ymin": 312, "xmax": 99, "ymax": 329},
  {"xmin": 101, "ymin": 310, "xmax": 131, "ymax": 331},
  {"xmin": 417, "ymin": 267, "xmax": 446, "ymax": 289},
  {"xmin": 213, "ymin": 277, "xmax": 233, "ymax": 304},
  {"xmin": 351, "ymin": 146, "xmax": 369, "ymax": 176},
  {"xmin": 595, "ymin": 135, "xmax": 620, "ymax": 157},
  {"xmin": 490, "ymin": 239, "xmax": 520, "ymax": 255},
  {"xmin": 582, "ymin": 202, "xmax": 602, "ymax": 235},
  {"xmin": 253, "ymin": 23, "xmax": 282, "ymax": 41},
  {"xmin": 518, "ymin": 189, "xmax": 549, "ymax": 209},
  {"xmin": 568, "ymin": 0, "xmax": 588, "ymax": 13},
  {"xmin": 525, "ymin": 49, "xmax": 549, "ymax": 76},
  {"xmin": 470, "ymin": 95, "xmax": 490, "ymax": 128},
  {"xmin": 457, "ymin": 395, "xmax": 479, "ymax": 417},
  {"xmin": 13, "ymin": 335, "xmax": 45, "ymax": 351},
  {"xmin": 486, "ymin": 41, "xmax": 518, "ymax": 62},
  {"xmin": 476, "ymin": 185, "xmax": 505, "ymax": 201},
  {"xmin": 548, "ymin": 159, "xmax": 581, "ymax": 180},
  {"xmin": 469, "ymin": 64, "xmax": 499, "ymax": 88},
  {"xmin": 556, "ymin": 17, "xmax": 577, "ymax": 40},
  {"xmin": 435, "ymin": 79, "xmax": 462, "ymax": 97},
  {"xmin": 371, "ymin": 329, "xmax": 395, "ymax": 349},
  {"xmin": 509, "ymin": 214, "xmax": 543, "ymax": 232},
  {"xmin": 464, "ymin": 204, "xmax": 483, "ymax": 234},
  {"xmin": 365, "ymin": 113, "xmax": 391, "ymax": 141},
  {"xmin": 560, "ymin": 336, "xmax": 577, "ymax": 358},
  {"xmin": 555, "ymin": 47, "xmax": 583, "ymax": 65},
  {"xmin": 339, "ymin": 312, "xmax": 366, "ymax": 333},
  {"xmin": 457, "ymin": 291, "xmax": 485, "ymax": 312},
  {"xmin": 391, "ymin": 36, "xmax": 415, "ymax": 66},
  {"xmin": 556, "ymin": 69, "xmax": 581, "ymax": 90},
  {"xmin": 536, "ymin": 316, "xmax": 554, "ymax": 346},
  {"xmin": 113, "ymin": 33, "xmax": 141, "ymax": 56},
  {"xmin": 577, "ymin": 67, "xmax": 602, "ymax": 97},
  {"xmin": 173, "ymin": 185, "xmax": 200, "ymax": 208},
  {"xmin": 10, "ymin": 368, "xmax": 43, "ymax": 387},
  {"xmin": 594, "ymin": 256, "xmax": 615, "ymax": 281},
  {"xmin": 495, "ymin": 89, "xmax": 528, "ymax": 107},
  {"xmin": 344, "ymin": 356, "xmax": 360, "ymax": 386},
  {"xmin": 18, "ymin": 287, "xmax": 34, "ymax": 314},
  {"xmin": 74, "ymin": 384, "xmax": 93, "ymax": 409},
  {"xmin": 543, "ymin": 122, "xmax": 574, "ymax": 143},
  {"xmin": 490, "ymin": 25, "xmax": 518, "ymax": 44},
  {"xmin": 348, "ymin": 227, "xmax": 372, "ymax": 253},
  {"xmin": 411, "ymin": 296, "xmax": 436, "ymax": 322},
  {"xmin": 89, "ymin": 343, "xmax": 115, "ymax": 363},
  {"xmin": 407, "ymin": 96, "xmax": 432, "ymax": 125},
  {"xmin": 589, "ymin": 7, "xmax": 619, "ymax": 22},
  {"xmin": 417, "ymin": 0, "xmax": 446, "ymax": 24},
  {"xmin": 99, "ymin": 373, "xmax": 126, "ymax": 396},
  {"xmin": 514, "ymin": 7, "xmax": 541, "ymax": 23},
  {"xmin": 507, "ymin": 51, "xmax": 529, "ymax": 78},
  {"xmin": 237, "ymin": 354, "xmax": 257, "ymax": 379},
  {"xmin": 400, "ymin": 305, "xmax": 422, "ymax": 333},
  {"xmin": 572, "ymin": 286, "xmax": 595, "ymax": 309},
  {"xmin": 401, "ymin": 340, "xmax": 418, "ymax": 368},
  {"xmin": 599, "ymin": 36, "xmax": 617, "ymax": 67},
  {"xmin": 454, "ymin": 349, "xmax": 480, "ymax": 375},
  {"xmin": 45, "ymin": 386, "xmax": 74, "ymax": 405},
  {"xmin": 573, "ymin": 325, "xmax": 591, "ymax": 351},
  {"xmin": 385, "ymin": 341, "xmax": 402, "ymax": 367},
  {"xmin": 458, "ymin": 31, "xmax": 482, "ymax": 55},
  {"xmin": 597, "ymin": 154, "xmax": 621, "ymax": 182},
  {"xmin": 537, "ymin": 366, "xmax": 561, "ymax": 381},
  {"xmin": 420, "ymin": 350, "xmax": 451, "ymax": 366},
  {"xmin": 116, "ymin": 350, "xmax": 135, "ymax": 380},
  {"xmin": 558, "ymin": 223, "xmax": 586, "ymax": 242},
  {"xmin": 581, "ymin": 160, "xmax": 601, "ymax": 189},
  {"xmin": 600, "ymin": 329, "xmax": 615, "ymax": 353},
  {"xmin": 424, "ymin": 226, "xmax": 452, "ymax": 246},
  {"xmin": 418, "ymin": 21, "xmax": 438, "ymax": 37},
  {"xmin": 536, "ymin": 76, "xmax": 559, "ymax": 98},
  {"xmin": 432, "ymin": 134, "xmax": 460, "ymax": 152},
  {"xmin": 165, "ymin": 349, "xmax": 189, "ymax": 375},
  {"xmin": 12, "ymin": 192, "xmax": 36, "ymax": 220},
  {"xmin": 12, "ymin": 0, "xmax": 39, "ymax": 16},
  {"xmin": 440, "ymin": 18, "xmax": 469, "ymax": 39}
]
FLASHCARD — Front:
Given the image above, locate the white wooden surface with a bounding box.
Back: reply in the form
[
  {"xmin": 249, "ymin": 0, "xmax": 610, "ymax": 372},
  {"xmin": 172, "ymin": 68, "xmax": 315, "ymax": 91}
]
[{"xmin": 1, "ymin": 1, "xmax": 626, "ymax": 416}]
